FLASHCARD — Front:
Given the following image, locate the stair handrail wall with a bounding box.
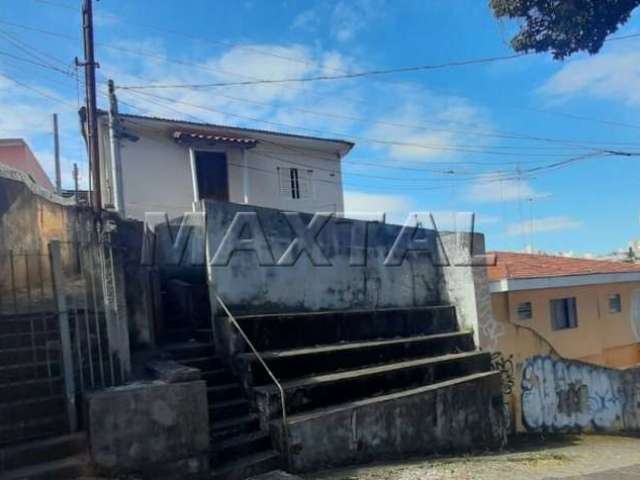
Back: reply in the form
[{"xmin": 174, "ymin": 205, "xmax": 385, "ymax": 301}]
[{"xmin": 215, "ymin": 294, "xmax": 290, "ymax": 468}]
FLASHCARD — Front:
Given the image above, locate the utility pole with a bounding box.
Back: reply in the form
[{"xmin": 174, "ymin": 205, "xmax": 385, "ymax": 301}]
[
  {"xmin": 108, "ymin": 79, "xmax": 125, "ymax": 216},
  {"xmin": 80, "ymin": 0, "xmax": 101, "ymax": 213},
  {"xmin": 73, "ymin": 163, "xmax": 79, "ymax": 205},
  {"xmin": 53, "ymin": 113, "xmax": 61, "ymax": 194}
]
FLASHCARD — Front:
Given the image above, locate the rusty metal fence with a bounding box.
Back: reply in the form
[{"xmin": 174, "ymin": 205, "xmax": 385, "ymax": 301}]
[{"xmin": 0, "ymin": 237, "xmax": 129, "ymax": 442}]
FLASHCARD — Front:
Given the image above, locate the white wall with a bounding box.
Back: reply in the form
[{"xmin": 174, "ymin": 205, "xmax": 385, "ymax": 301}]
[{"xmin": 100, "ymin": 119, "xmax": 345, "ymax": 221}]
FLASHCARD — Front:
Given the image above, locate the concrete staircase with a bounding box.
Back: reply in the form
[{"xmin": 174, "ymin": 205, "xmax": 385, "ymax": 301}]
[
  {"xmin": 0, "ymin": 313, "xmax": 69, "ymax": 446},
  {"xmin": 231, "ymin": 306, "xmax": 505, "ymax": 473},
  {"xmin": 165, "ymin": 341, "xmax": 281, "ymax": 480},
  {"xmin": 0, "ymin": 432, "xmax": 87, "ymax": 479}
]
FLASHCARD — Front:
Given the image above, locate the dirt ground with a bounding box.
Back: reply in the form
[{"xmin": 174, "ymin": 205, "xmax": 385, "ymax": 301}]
[{"xmin": 304, "ymin": 434, "xmax": 640, "ymax": 480}]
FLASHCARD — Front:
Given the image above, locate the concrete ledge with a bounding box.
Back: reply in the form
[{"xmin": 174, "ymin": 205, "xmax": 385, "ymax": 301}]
[
  {"xmin": 85, "ymin": 380, "xmax": 210, "ymax": 476},
  {"xmin": 147, "ymin": 359, "xmax": 202, "ymax": 383},
  {"xmin": 275, "ymin": 371, "xmax": 505, "ymax": 473}
]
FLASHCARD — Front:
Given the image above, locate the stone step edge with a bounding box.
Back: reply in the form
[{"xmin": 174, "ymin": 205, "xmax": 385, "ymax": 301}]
[{"xmin": 285, "ymin": 370, "xmax": 500, "ymax": 424}]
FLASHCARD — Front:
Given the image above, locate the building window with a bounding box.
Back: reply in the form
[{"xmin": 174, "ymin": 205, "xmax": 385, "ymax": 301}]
[
  {"xmin": 278, "ymin": 167, "xmax": 313, "ymax": 199},
  {"xmin": 609, "ymin": 294, "xmax": 622, "ymax": 313},
  {"xmin": 517, "ymin": 302, "xmax": 532, "ymax": 320},
  {"xmin": 550, "ymin": 297, "xmax": 578, "ymax": 330}
]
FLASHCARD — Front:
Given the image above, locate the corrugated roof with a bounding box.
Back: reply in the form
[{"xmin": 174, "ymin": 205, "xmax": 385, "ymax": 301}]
[{"xmin": 487, "ymin": 251, "xmax": 640, "ymax": 281}]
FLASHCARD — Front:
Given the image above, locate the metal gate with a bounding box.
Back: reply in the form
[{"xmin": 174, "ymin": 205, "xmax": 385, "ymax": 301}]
[{"xmin": 0, "ymin": 237, "xmax": 128, "ymax": 444}]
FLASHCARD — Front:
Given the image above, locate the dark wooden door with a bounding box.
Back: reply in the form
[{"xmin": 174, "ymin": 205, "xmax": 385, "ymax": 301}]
[{"xmin": 195, "ymin": 151, "xmax": 229, "ymax": 202}]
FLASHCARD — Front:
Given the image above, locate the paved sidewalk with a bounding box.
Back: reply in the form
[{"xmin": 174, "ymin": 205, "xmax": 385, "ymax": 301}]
[
  {"xmin": 306, "ymin": 434, "xmax": 640, "ymax": 480},
  {"xmin": 559, "ymin": 464, "xmax": 640, "ymax": 479}
]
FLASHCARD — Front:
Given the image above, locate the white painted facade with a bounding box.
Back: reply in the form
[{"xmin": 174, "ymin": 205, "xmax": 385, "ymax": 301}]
[{"xmin": 96, "ymin": 113, "xmax": 352, "ymax": 221}]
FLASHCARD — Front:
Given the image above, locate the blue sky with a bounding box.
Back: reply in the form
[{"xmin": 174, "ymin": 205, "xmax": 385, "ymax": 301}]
[{"xmin": 2, "ymin": 0, "xmax": 640, "ymax": 256}]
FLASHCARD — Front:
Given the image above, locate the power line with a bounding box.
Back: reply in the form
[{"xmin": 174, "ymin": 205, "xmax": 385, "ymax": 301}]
[
  {"xmin": 0, "ymin": 50, "xmax": 75, "ymax": 77},
  {"xmin": 0, "ymin": 70, "xmax": 76, "ymax": 107},
  {"xmin": 123, "ymin": 89, "xmax": 610, "ymax": 158},
  {"xmin": 6, "ymin": 19, "xmax": 640, "ymax": 143},
  {"xmin": 117, "ymin": 53, "xmax": 527, "ymax": 90},
  {"xmin": 119, "ymin": 89, "xmax": 609, "ymax": 191}
]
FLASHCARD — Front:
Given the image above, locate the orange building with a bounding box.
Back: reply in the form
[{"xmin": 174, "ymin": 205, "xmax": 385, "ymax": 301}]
[
  {"xmin": 486, "ymin": 252, "xmax": 640, "ymax": 432},
  {"xmin": 488, "ymin": 251, "xmax": 640, "ymax": 369},
  {"xmin": 0, "ymin": 138, "xmax": 54, "ymax": 191},
  {"xmin": 488, "ymin": 252, "xmax": 640, "ymax": 368}
]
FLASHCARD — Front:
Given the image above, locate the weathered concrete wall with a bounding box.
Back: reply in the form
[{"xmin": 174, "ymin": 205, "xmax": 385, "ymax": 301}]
[
  {"xmin": 0, "ymin": 168, "xmax": 94, "ymax": 313},
  {"xmin": 439, "ymin": 233, "xmax": 494, "ymax": 347},
  {"xmin": 521, "ymin": 355, "xmax": 640, "ymax": 433},
  {"xmin": 276, "ymin": 372, "xmax": 505, "ymax": 473},
  {"xmin": 0, "ymin": 165, "xmax": 82, "ymax": 254},
  {"xmin": 204, "ymin": 201, "xmax": 449, "ymax": 315},
  {"xmin": 85, "ymin": 380, "xmax": 210, "ymax": 476}
]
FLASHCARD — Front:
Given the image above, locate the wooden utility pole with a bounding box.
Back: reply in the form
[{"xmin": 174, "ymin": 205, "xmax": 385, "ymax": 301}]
[{"xmin": 80, "ymin": 0, "xmax": 101, "ymax": 212}]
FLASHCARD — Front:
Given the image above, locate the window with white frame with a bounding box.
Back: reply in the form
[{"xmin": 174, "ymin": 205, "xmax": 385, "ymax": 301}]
[{"xmin": 278, "ymin": 167, "xmax": 313, "ymax": 199}]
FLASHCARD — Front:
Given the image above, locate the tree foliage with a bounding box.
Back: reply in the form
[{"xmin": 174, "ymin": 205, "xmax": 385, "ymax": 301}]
[{"xmin": 490, "ymin": 0, "xmax": 640, "ymax": 59}]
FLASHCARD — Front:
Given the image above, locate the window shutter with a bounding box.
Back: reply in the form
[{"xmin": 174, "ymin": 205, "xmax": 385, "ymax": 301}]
[
  {"xmin": 278, "ymin": 167, "xmax": 291, "ymax": 196},
  {"xmin": 298, "ymin": 169, "xmax": 314, "ymax": 199}
]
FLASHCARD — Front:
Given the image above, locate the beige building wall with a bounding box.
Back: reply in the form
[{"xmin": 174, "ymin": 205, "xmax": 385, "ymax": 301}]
[
  {"xmin": 491, "ymin": 281, "xmax": 640, "ymax": 368},
  {"xmin": 489, "ymin": 280, "xmax": 640, "ymax": 432}
]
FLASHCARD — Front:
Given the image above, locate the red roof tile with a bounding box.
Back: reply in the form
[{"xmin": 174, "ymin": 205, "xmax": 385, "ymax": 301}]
[{"xmin": 487, "ymin": 251, "xmax": 640, "ymax": 282}]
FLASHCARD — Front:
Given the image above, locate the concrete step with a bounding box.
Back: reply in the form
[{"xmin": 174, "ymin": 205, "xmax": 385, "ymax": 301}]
[
  {"xmin": 211, "ymin": 414, "xmax": 261, "ymax": 442},
  {"xmin": 195, "ymin": 329, "xmax": 215, "ymax": 344},
  {"xmin": 232, "ymin": 305, "xmax": 458, "ymax": 351},
  {"xmin": 0, "ymin": 432, "xmax": 86, "ymax": 472},
  {"xmin": 211, "ymin": 450, "xmax": 281, "ymax": 480},
  {"xmin": 0, "ymin": 346, "xmax": 60, "ymax": 366},
  {"xmin": 180, "ymin": 354, "xmax": 224, "ymax": 370},
  {"xmin": 241, "ymin": 331, "xmax": 475, "ymax": 385},
  {"xmin": 0, "ymin": 331, "xmax": 59, "ymax": 350},
  {"xmin": 164, "ymin": 341, "xmax": 216, "ymax": 360},
  {"xmin": 0, "ymin": 414, "xmax": 68, "ymax": 445},
  {"xmin": 163, "ymin": 328, "xmax": 197, "ymax": 343},
  {"xmin": 282, "ymin": 371, "xmax": 504, "ymax": 472},
  {"xmin": 0, "ymin": 377, "xmax": 64, "ymax": 401},
  {"xmin": 0, "ymin": 395, "xmax": 66, "ymax": 426},
  {"xmin": 0, "ymin": 454, "xmax": 87, "ymax": 480},
  {"xmin": 203, "ymin": 368, "xmax": 234, "ymax": 385},
  {"xmin": 208, "ymin": 384, "xmax": 244, "ymax": 403},
  {"xmin": 210, "ymin": 399, "xmax": 250, "ymax": 421},
  {"xmin": 256, "ymin": 351, "xmax": 491, "ymax": 417},
  {"xmin": 0, "ymin": 361, "xmax": 61, "ymax": 384},
  {"xmin": 211, "ymin": 431, "xmax": 271, "ymax": 465}
]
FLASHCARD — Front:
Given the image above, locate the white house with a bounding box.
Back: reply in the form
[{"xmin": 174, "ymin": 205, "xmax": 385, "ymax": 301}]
[{"xmin": 94, "ymin": 112, "xmax": 354, "ymax": 221}]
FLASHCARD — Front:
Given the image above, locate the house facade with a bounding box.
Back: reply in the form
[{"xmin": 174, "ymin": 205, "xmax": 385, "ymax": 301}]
[
  {"xmin": 0, "ymin": 138, "xmax": 54, "ymax": 191},
  {"xmin": 94, "ymin": 112, "xmax": 353, "ymax": 221},
  {"xmin": 488, "ymin": 251, "xmax": 640, "ymax": 368}
]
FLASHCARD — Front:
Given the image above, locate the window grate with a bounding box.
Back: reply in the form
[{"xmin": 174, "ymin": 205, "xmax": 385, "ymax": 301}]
[
  {"xmin": 517, "ymin": 302, "xmax": 532, "ymax": 320},
  {"xmin": 278, "ymin": 167, "xmax": 313, "ymax": 199}
]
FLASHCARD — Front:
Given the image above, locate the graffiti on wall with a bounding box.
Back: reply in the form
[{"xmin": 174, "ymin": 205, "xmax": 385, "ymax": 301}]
[
  {"xmin": 521, "ymin": 356, "xmax": 624, "ymax": 431},
  {"xmin": 491, "ymin": 352, "xmax": 515, "ymax": 434}
]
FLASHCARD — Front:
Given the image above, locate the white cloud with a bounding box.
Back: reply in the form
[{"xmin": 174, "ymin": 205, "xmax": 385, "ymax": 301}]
[
  {"xmin": 468, "ymin": 173, "xmax": 549, "ymax": 203},
  {"xmin": 365, "ymin": 93, "xmax": 494, "ymax": 163},
  {"xmin": 344, "ymin": 190, "xmax": 415, "ymax": 224},
  {"xmin": 538, "ymin": 50, "xmax": 640, "ymax": 106},
  {"xmin": 291, "ymin": 0, "xmax": 384, "ymax": 43},
  {"xmin": 506, "ymin": 216, "xmax": 583, "ymax": 236},
  {"xmin": 291, "ymin": 9, "xmax": 319, "ymax": 32}
]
